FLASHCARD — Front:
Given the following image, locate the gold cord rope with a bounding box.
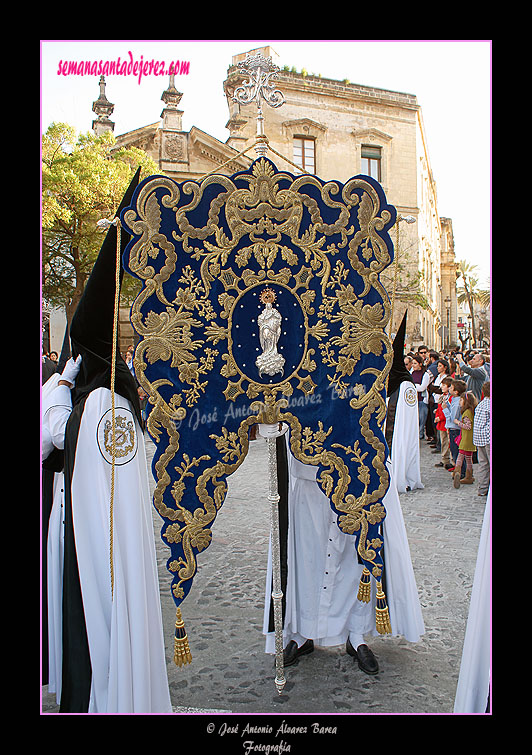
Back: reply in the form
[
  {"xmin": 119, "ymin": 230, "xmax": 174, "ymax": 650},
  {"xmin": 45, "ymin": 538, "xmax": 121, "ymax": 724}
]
[
  {"xmin": 264, "ymin": 141, "xmax": 311, "ymax": 174},
  {"xmin": 199, "ymin": 136, "xmax": 311, "ymax": 179},
  {"xmin": 389, "ymin": 219, "xmax": 401, "ymax": 335},
  {"xmin": 384, "ymin": 220, "xmax": 401, "ymax": 398},
  {"xmin": 199, "ymin": 140, "xmax": 260, "ymax": 178}
]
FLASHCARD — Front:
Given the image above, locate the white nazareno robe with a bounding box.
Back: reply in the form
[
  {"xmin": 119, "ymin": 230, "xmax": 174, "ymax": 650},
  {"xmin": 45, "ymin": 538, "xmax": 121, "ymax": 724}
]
[
  {"xmin": 390, "ymin": 381, "xmax": 424, "ymax": 493},
  {"xmin": 45, "ymin": 385, "xmax": 172, "ymax": 714},
  {"xmin": 454, "ymin": 490, "xmax": 491, "ymax": 713},
  {"xmin": 263, "ymin": 436, "xmax": 424, "ymax": 652}
]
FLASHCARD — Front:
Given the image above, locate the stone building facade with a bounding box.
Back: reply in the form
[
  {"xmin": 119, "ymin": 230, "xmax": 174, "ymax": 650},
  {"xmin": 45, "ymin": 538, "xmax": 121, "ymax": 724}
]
[
  {"xmin": 222, "ymin": 46, "xmax": 458, "ymax": 349},
  {"xmin": 111, "ymin": 75, "xmax": 252, "ymax": 181},
  {"xmin": 88, "ymin": 45, "xmax": 458, "ymax": 354}
]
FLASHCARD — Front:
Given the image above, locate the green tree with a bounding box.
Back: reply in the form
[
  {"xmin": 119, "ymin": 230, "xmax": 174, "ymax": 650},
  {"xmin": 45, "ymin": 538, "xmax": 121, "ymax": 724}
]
[
  {"xmin": 456, "ymin": 260, "xmax": 490, "ymax": 348},
  {"xmin": 42, "ymin": 122, "xmax": 161, "ymax": 323},
  {"xmin": 381, "ymin": 226, "xmax": 429, "ymax": 337}
]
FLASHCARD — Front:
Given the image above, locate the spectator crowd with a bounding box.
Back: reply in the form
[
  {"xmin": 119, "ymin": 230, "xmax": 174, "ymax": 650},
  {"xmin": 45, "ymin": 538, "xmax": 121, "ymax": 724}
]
[
  {"xmin": 43, "ymin": 341, "xmax": 491, "ymax": 498},
  {"xmin": 405, "ymin": 345, "xmax": 490, "ymax": 496}
]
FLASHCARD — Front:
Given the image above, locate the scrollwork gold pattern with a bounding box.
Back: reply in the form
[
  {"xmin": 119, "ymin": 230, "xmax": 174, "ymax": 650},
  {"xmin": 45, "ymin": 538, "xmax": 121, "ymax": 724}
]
[{"xmin": 122, "ymin": 158, "xmax": 396, "ymax": 614}]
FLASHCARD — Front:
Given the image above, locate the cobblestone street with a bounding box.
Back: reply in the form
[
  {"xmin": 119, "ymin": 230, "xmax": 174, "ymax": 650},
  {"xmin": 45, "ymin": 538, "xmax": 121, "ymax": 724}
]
[{"xmin": 42, "ymin": 433, "xmax": 486, "ymax": 717}]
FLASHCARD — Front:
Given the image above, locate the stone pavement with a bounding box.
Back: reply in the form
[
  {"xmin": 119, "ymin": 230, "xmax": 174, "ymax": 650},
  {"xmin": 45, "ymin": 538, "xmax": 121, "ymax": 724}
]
[{"xmin": 41, "ymin": 434, "xmax": 487, "ymax": 717}]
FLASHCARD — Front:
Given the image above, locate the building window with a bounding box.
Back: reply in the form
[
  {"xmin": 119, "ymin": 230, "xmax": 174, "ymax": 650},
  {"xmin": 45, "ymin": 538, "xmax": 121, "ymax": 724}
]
[
  {"xmin": 293, "ymin": 137, "xmax": 315, "ymax": 173},
  {"xmin": 361, "ymin": 145, "xmax": 381, "ymax": 180}
]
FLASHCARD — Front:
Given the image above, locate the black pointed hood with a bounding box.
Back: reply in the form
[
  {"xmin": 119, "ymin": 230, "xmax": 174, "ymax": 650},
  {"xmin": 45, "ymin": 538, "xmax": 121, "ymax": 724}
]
[
  {"xmin": 69, "ymin": 167, "xmax": 141, "ymax": 421},
  {"xmin": 387, "ymin": 311, "xmax": 414, "ymax": 397}
]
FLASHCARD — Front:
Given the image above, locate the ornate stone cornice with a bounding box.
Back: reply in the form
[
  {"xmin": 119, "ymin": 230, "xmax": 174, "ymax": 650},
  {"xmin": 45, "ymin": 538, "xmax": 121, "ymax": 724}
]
[
  {"xmin": 351, "ymin": 127, "xmax": 393, "ymax": 143},
  {"xmin": 281, "ymin": 117, "xmax": 327, "ymax": 137}
]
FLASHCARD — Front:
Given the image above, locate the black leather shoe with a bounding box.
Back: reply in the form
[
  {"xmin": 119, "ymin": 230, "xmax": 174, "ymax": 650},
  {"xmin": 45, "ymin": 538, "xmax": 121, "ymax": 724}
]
[
  {"xmin": 346, "ymin": 638, "xmax": 379, "ymax": 675},
  {"xmin": 283, "ymin": 639, "xmax": 314, "ymax": 667}
]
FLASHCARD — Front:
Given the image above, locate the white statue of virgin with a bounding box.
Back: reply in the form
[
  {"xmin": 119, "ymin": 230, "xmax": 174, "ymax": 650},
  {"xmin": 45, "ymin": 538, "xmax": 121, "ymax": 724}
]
[{"xmin": 256, "ymin": 288, "xmax": 285, "ymax": 378}]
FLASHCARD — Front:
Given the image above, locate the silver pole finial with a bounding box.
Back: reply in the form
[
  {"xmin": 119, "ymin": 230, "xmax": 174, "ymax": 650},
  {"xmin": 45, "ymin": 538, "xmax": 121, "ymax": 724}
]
[{"xmin": 232, "ymin": 52, "xmax": 285, "ymax": 157}]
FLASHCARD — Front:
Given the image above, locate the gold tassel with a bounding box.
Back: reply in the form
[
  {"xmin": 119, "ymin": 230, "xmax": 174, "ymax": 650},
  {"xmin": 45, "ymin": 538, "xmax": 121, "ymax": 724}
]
[
  {"xmin": 375, "ymin": 581, "xmax": 392, "ymax": 635},
  {"xmin": 174, "ymin": 607, "xmax": 192, "ymax": 667},
  {"xmin": 357, "ymin": 567, "xmax": 372, "ymax": 603}
]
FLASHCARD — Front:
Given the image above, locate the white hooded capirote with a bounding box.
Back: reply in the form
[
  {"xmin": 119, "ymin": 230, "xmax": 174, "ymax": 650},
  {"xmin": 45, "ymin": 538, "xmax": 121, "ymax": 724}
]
[
  {"xmin": 61, "ymin": 385, "xmax": 172, "ymax": 713},
  {"xmin": 384, "ymin": 312, "xmax": 423, "ymax": 493},
  {"xmin": 389, "ymin": 381, "xmax": 424, "ymax": 493},
  {"xmin": 263, "ymin": 435, "xmax": 424, "ymax": 653},
  {"xmin": 44, "ymin": 380, "xmax": 171, "ymax": 713},
  {"xmin": 46, "ymin": 168, "xmax": 171, "ymax": 714}
]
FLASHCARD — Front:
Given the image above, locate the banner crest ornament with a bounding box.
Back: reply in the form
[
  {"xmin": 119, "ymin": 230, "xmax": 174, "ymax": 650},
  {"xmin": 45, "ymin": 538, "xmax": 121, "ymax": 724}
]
[
  {"xmin": 232, "ymin": 51, "xmax": 285, "ymax": 157},
  {"xmin": 122, "ymin": 156, "xmax": 397, "ymax": 662}
]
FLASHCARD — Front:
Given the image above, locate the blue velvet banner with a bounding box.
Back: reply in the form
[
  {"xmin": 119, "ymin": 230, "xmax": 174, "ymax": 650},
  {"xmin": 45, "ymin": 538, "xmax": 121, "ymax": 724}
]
[{"xmin": 122, "ymin": 158, "xmax": 396, "ymax": 612}]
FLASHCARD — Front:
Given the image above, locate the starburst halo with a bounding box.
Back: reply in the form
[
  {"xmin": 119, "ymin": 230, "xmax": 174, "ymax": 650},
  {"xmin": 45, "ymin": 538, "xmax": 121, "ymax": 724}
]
[{"xmin": 259, "ymin": 287, "xmax": 277, "ymax": 305}]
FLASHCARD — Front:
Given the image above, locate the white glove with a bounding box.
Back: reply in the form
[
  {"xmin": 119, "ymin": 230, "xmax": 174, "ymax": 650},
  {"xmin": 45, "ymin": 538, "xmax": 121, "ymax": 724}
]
[{"xmin": 60, "ymin": 355, "xmax": 82, "ymax": 387}]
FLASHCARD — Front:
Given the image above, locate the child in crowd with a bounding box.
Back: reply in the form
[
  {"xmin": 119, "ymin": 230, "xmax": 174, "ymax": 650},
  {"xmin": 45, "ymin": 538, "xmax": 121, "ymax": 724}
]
[
  {"xmin": 473, "ymin": 381, "xmax": 490, "ymax": 496},
  {"xmin": 410, "ymin": 354, "xmax": 432, "ymax": 439},
  {"xmin": 443, "ymin": 379, "xmax": 467, "ymax": 475},
  {"xmin": 453, "ymin": 390, "xmax": 478, "ymax": 488},
  {"xmin": 434, "ymin": 376, "xmax": 453, "ymax": 470}
]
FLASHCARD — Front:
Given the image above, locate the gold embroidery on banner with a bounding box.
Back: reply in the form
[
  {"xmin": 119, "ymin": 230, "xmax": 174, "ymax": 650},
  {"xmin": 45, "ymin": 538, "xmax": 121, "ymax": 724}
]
[
  {"xmin": 126, "ymin": 158, "xmax": 394, "ymax": 599},
  {"xmin": 168, "ymin": 414, "xmax": 260, "ymax": 600}
]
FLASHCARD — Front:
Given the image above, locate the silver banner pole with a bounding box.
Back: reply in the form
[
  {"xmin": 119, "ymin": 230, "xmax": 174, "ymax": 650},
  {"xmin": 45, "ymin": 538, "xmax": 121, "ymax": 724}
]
[{"xmin": 259, "ymin": 422, "xmax": 287, "ymax": 695}]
